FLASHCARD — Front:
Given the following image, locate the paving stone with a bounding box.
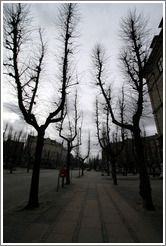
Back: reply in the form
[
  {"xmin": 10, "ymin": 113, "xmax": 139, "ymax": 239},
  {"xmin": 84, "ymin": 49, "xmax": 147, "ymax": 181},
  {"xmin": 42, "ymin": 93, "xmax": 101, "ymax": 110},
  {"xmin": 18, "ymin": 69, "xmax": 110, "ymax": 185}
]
[
  {"xmin": 81, "ymin": 216, "xmax": 101, "ymax": 228},
  {"xmin": 17, "ymin": 223, "xmax": 50, "ymax": 243},
  {"xmin": 77, "ymin": 228, "xmax": 103, "ymax": 243},
  {"xmin": 3, "ymin": 171, "xmax": 163, "ymax": 244},
  {"xmin": 45, "ymin": 233, "xmax": 72, "ymax": 243}
]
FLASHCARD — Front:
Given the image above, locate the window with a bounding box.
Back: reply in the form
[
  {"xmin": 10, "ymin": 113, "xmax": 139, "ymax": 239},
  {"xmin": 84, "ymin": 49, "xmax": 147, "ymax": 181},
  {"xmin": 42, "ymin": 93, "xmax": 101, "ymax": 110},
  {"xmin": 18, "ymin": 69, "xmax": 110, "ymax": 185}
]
[{"xmin": 157, "ymin": 56, "xmax": 163, "ymax": 72}]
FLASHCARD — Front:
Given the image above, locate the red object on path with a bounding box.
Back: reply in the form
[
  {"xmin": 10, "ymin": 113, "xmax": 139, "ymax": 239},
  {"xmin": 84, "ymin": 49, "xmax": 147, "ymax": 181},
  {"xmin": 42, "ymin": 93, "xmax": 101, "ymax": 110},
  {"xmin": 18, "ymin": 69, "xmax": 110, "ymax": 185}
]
[{"xmin": 60, "ymin": 167, "xmax": 67, "ymax": 178}]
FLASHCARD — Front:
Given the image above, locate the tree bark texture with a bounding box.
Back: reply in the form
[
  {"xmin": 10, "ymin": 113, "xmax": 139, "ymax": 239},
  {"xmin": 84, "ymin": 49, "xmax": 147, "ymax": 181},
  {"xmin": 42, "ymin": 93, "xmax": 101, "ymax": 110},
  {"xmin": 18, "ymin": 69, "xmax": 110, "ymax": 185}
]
[
  {"xmin": 66, "ymin": 142, "xmax": 71, "ymax": 184},
  {"xmin": 112, "ymin": 163, "xmax": 117, "ymax": 185},
  {"xmin": 26, "ymin": 129, "xmax": 45, "ymax": 209},
  {"xmin": 81, "ymin": 163, "xmax": 84, "ymax": 176},
  {"xmin": 133, "ymin": 129, "xmax": 154, "ymax": 210}
]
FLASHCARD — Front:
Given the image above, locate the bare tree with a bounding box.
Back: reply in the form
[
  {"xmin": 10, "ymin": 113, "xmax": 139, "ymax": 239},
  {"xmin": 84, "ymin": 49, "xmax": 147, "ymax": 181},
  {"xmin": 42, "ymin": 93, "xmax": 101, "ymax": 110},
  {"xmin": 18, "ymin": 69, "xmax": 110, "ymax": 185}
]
[
  {"xmin": 95, "ymin": 89, "xmax": 125, "ymax": 185},
  {"xmin": 23, "ymin": 133, "xmax": 35, "ymax": 172},
  {"xmin": 92, "ymin": 10, "xmax": 154, "ymax": 210},
  {"xmin": 76, "ymin": 130, "xmax": 90, "ymax": 176},
  {"xmin": 3, "ymin": 3, "xmax": 80, "ymax": 209},
  {"xmin": 3, "ymin": 123, "xmax": 9, "ymax": 141},
  {"xmin": 58, "ymin": 91, "xmax": 81, "ymax": 184}
]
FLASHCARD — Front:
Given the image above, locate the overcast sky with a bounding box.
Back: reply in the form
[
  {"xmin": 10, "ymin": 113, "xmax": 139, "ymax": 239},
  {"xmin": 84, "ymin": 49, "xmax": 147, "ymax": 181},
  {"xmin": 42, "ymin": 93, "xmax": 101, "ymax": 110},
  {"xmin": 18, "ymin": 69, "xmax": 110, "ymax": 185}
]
[{"xmin": 3, "ymin": 1, "xmax": 163, "ymax": 158}]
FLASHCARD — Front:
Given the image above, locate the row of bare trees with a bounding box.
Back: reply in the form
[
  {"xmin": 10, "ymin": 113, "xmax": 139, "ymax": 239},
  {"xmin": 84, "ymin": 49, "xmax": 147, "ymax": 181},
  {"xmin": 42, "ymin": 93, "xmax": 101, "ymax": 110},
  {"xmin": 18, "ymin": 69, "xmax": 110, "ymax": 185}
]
[
  {"xmin": 3, "ymin": 3, "xmax": 82, "ymax": 209},
  {"xmin": 4, "ymin": 3, "xmax": 157, "ymax": 210},
  {"xmin": 95, "ymin": 87, "xmax": 126, "ymax": 185},
  {"xmin": 58, "ymin": 91, "xmax": 90, "ymax": 184},
  {"xmin": 3, "ymin": 123, "xmax": 25, "ymax": 173},
  {"xmin": 91, "ymin": 11, "xmax": 154, "ymax": 210}
]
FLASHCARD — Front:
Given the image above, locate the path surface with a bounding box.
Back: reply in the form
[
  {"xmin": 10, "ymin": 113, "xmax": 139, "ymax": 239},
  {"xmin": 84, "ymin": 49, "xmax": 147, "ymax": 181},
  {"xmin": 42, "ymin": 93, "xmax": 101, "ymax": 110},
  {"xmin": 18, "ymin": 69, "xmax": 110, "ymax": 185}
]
[{"xmin": 3, "ymin": 169, "xmax": 163, "ymax": 244}]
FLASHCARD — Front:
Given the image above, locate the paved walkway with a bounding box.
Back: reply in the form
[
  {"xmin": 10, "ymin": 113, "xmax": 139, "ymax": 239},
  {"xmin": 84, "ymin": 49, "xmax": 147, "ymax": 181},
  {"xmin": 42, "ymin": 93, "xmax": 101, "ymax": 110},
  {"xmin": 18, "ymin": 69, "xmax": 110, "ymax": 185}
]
[{"xmin": 3, "ymin": 171, "xmax": 163, "ymax": 244}]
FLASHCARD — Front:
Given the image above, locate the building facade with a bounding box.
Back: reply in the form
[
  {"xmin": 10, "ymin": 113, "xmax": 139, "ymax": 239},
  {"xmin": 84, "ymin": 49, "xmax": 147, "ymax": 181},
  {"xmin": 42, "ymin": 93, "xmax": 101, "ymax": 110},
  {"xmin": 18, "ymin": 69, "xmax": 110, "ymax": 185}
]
[
  {"xmin": 144, "ymin": 18, "xmax": 163, "ymax": 150},
  {"xmin": 24, "ymin": 135, "xmax": 67, "ymax": 169},
  {"xmin": 102, "ymin": 134, "xmax": 162, "ymax": 175}
]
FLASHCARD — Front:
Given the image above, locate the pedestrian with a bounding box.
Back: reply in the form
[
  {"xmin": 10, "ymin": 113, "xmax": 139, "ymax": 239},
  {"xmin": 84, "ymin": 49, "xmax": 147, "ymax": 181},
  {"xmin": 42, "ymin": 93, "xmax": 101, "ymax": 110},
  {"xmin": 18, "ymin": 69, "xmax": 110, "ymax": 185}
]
[{"xmin": 60, "ymin": 165, "xmax": 67, "ymax": 188}]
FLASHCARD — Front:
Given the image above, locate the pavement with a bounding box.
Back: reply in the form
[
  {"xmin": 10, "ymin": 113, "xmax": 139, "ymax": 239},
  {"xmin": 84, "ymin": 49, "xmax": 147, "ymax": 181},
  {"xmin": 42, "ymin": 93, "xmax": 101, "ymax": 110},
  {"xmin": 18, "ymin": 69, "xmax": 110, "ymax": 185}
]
[{"xmin": 3, "ymin": 170, "xmax": 164, "ymax": 244}]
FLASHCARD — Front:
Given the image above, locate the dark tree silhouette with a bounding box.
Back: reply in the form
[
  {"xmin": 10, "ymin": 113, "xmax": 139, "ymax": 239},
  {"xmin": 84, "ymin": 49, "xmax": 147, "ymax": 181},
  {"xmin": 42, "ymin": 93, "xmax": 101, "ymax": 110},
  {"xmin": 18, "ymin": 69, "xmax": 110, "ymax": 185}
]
[
  {"xmin": 76, "ymin": 130, "xmax": 90, "ymax": 176},
  {"xmin": 3, "ymin": 123, "xmax": 24, "ymax": 172},
  {"xmin": 3, "ymin": 3, "xmax": 80, "ymax": 209},
  {"xmin": 59, "ymin": 91, "xmax": 81, "ymax": 184},
  {"xmin": 92, "ymin": 10, "xmax": 154, "ymax": 210},
  {"xmin": 95, "ymin": 88, "xmax": 125, "ymax": 185}
]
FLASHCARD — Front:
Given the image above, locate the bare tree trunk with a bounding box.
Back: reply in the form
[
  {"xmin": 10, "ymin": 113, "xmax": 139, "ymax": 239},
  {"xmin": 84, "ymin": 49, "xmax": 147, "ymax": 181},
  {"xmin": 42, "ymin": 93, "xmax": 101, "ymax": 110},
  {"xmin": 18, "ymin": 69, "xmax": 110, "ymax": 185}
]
[
  {"xmin": 26, "ymin": 129, "xmax": 45, "ymax": 209},
  {"xmin": 106, "ymin": 160, "xmax": 110, "ymax": 176},
  {"xmin": 81, "ymin": 162, "xmax": 84, "ymax": 176},
  {"xmin": 133, "ymin": 129, "xmax": 154, "ymax": 210},
  {"xmin": 66, "ymin": 142, "xmax": 71, "ymax": 184},
  {"xmin": 111, "ymin": 156, "xmax": 117, "ymax": 185}
]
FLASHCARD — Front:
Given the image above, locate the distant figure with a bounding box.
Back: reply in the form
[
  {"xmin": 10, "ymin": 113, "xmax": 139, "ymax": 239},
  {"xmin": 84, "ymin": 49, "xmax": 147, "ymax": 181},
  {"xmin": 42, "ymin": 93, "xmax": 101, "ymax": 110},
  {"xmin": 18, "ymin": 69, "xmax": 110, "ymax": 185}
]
[{"xmin": 60, "ymin": 166, "xmax": 67, "ymax": 187}]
